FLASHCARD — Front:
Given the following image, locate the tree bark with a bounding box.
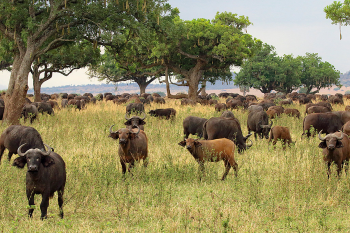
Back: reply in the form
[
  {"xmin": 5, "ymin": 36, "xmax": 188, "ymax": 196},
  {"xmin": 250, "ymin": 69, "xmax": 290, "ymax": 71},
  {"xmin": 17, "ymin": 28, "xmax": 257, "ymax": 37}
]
[
  {"xmin": 3, "ymin": 49, "xmax": 33, "ymax": 125},
  {"xmin": 32, "ymin": 65, "xmax": 42, "ymax": 102},
  {"xmin": 187, "ymin": 60, "xmax": 205, "ymax": 101},
  {"xmin": 200, "ymin": 82, "xmax": 207, "ymax": 96}
]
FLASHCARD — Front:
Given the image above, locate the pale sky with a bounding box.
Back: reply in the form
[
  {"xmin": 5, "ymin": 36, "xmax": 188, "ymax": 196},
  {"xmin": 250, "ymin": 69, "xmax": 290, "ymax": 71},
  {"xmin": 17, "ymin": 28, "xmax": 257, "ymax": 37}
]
[{"xmin": 0, "ymin": 0, "xmax": 349, "ymax": 90}]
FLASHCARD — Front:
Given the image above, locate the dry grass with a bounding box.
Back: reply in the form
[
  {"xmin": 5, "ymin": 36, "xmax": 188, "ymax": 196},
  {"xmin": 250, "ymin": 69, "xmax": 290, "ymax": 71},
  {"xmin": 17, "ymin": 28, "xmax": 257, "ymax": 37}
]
[{"xmin": 0, "ymin": 99, "xmax": 350, "ymax": 232}]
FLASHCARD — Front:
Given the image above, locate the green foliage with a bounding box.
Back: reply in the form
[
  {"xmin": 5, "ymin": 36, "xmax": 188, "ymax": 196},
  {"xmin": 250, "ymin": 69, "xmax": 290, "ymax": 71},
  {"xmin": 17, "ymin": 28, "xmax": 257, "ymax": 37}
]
[{"xmin": 324, "ymin": 0, "xmax": 350, "ymax": 30}]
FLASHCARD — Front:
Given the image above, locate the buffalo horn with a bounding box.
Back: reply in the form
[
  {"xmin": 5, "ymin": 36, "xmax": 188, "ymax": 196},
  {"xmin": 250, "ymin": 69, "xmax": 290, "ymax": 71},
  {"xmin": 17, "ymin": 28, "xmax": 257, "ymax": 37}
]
[
  {"xmin": 132, "ymin": 125, "xmax": 140, "ymax": 135},
  {"xmin": 40, "ymin": 144, "xmax": 52, "ymax": 156},
  {"xmin": 246, "ymin": 139, "xmax": 253, "ymax": 148},
  {"xmin": 140, "ymin": 111, "xmax": 146, "ymax": 120},
  {"xmin": 17, "ymin": 143, "xmax": 28, "ymax": 157},
  {"xmin": 125, "ymin": 113, "xmax": 131, "ymax": 121},
  {"xmin": 335, "ymin": 130, "xmax": 344, "ymax": 140},
  {"xmin": 318, "ymin": 130, "xmax": 326, "ymax": 141},
  {"xmin": 109, "ymin": 124, "xmax": 115, "ymax": 133}
]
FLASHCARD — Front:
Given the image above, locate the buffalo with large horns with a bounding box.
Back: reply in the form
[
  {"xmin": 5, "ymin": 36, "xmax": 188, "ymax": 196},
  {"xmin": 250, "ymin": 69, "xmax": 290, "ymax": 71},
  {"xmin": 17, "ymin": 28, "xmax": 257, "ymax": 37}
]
[
  {"xmin": 318, "ymin": 130, "xmax": 350, "ymax": 178},
  {"xmin": 109, "ymin": 125, "xmax": 148, "ymax": 174},
  {"xmin": 247, "ymin": 110, "xmax": 273, "ymax": 139},
  {"xmin": 124, "ymin": 112, "xmax": 146, "ymax": 131},
  {"xmin": 13, "ymin": 144, "xmax": 66, "ymax": 220}
]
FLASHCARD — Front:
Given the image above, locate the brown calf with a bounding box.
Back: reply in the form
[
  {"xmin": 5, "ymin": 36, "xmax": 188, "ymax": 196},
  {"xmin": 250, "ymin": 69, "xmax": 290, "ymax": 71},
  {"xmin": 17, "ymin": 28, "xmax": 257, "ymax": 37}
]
[
  {"xmin": 268, "ymin": 126, "xmax": 293, "ymax": 150},
  {"xmin": 178, "ymin": 138, "xmax": 238, "ymax": 180}
]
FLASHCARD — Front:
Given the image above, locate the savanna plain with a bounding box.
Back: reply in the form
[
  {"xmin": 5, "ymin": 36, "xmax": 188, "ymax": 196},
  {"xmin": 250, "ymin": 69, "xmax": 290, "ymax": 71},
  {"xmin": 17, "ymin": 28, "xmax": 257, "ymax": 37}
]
[{"xmin": 1, "ymin": 98, "xmax": 350, "ymax": 232}]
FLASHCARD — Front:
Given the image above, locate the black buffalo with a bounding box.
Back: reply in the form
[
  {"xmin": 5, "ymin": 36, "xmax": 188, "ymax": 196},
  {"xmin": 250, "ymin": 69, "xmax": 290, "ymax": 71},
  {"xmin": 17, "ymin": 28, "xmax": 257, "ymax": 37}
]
[
  {"xmin": 203, "ymin": 117, "xmax": 252, "ymax": 153},
  {"xmin": 126, "ymin": 103, "xmax": 145, "ymax": 115},
  {"xmin": 148, "ymin": 108, "xmax": 176, "ymax": 120},
  {"xmin": 124, "ymin": 112, "xmax": 146, "ymax": 131},
  {"xmin": 0, "ymin": 125, "xmax": 46, "ymax": 163},
  {"xmin": 183, "ymin": 116, "xmax": 208, "ymax": 139},
  {"xmin": 302, "ymin": 113, "xmax": 343, "ymax": 137},
  {"xmin": 247, "ymin": 110, "xmax": 273, "ymax": 139},
  {"xmin": 13, "ymin": 144, "xmax": 66, "ymax": 220},
  {"xmin": 22, "ymin": 104, "xmax": 38, "ymax": 123}
]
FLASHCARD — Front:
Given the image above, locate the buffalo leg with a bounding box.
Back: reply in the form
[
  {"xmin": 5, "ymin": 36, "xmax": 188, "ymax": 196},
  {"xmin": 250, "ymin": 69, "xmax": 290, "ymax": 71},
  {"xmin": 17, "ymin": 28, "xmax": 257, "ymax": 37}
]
[
  {"xmin": 58, "ymin": 188, "xmax": 64, "ymax": 219},
  {"xmin": 128, "ymin": 161, "xmax": 135, "ymax": 173},
  {"xmin": 0, "ymin": 145, "xmax": 5, "ymax": 163},
  {"xmin": 120, "ymin": 159, "xmax": 127, "ymax": 174},
  {"xmin": 327, "ymin": 162, "xmax": 332, "ymax": 178},
  {"xmin": 26, "ymin": 189, "xmax": 35, "ymax": 218},
  {"xmin": 143, "ymin": 158, "xmax": 148, "ymax": 168},
  {"xmin": 337, "ymin": 162, "xmax": 343, "ymax": 177},
  {"xmin": 222, "ymin": 160, "xmax": 232, "ymax": 181},
  {"xmin": 40, "ymin": 193, "xmax": 50, "ymax": 220},
  {"xmin": 7, "ymin": 152, "xmax": 13, "ymax": 161},
  {"xmin": 197, "ymin": 160, "xmax": 205, "ymax": 180}
]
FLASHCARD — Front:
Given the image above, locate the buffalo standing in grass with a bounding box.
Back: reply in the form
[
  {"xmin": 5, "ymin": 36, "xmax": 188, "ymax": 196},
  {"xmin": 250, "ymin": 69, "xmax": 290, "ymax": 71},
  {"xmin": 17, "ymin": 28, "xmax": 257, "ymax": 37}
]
[
  {"xmin": 126, "ymin": 103, "xmax": 145, "ymax": 115},
  {"xmin": 268, "ymin": 126, "xmax": 294, "ymax": 150},
  {"xmin": 178, "ymin": 138, "xmax": 238, "ymax": 180},
  {"xmin": 13, "ymin": 144, "xmax": 66, "ymax": 220},
  {"xmin": 0, "ymin": 125, "xmax": 46, "ymax": 163},
  {"xmin": 183, "ymin": 116, "xmax": 208, "ymax": 139},
  {"xmin": 203, "ymin": 117, "xmax": 252, "ymax": 153},
  {"xmin": 302, "ymin": 113, "xmax": 343, "ymax": 137},
  {"xmin": 124, "ymin": 112, "xmax": 146, "ymax": 131},
  {"xmin": 247, "ymin": 110, "xmax": 273, "ymax": 139},
  {"xmin": 318, "ymin": 130, "xmax": 350, "ymax": 177},
  {"xmin": 22, "ymin": 104, "xmax": 38, "ymax": 123},
  {"xmin": 148, "ymin": 108, "xmax": 176, "ymax": 120},
  {"xmin": 109, "ymin": 125, "xmax": 148, "ymax": 174}
]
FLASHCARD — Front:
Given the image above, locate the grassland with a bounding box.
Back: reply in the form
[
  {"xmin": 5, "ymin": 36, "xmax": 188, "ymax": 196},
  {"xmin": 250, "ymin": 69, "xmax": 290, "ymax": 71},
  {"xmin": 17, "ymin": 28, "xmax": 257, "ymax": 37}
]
[{"xmin": 0, "ymin": 99, "xmax": 350, "ymax": 232}]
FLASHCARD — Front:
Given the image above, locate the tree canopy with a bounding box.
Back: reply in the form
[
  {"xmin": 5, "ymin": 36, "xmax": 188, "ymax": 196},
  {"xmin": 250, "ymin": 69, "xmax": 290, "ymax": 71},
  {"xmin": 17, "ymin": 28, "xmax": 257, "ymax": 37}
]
[{"xmin": 325, "ymin": 0, "xmax": 350, "ymax": 39}]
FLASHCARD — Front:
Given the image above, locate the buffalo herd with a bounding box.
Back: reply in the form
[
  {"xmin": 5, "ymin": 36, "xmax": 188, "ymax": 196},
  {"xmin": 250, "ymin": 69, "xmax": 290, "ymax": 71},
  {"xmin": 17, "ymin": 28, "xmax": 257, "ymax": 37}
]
[{"xmin": 2, "ymin": 91, "xmax": 350, "ymax": 219}]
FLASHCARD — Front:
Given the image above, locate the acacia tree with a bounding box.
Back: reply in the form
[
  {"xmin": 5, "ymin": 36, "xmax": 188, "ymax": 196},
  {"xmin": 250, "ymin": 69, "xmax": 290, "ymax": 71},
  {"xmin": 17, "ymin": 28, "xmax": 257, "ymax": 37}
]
[
  {"xmin": 32, "ymin": 41, "xmax": 100, "ymax": 102},
  {"xmin": 0, "ymin": 0, "xmax": 167, "ymax": 124},
  {"xmin": 152, "ymin": 12, "xmax": 259, "ymax": 100},
  {"xmin": 298, "ymin": 53, "xmax": 341, "ymax": 94},
  {"xmin": 234, "ymin": 43, "xmax": 301, "ymax": 93},
  {"xmin": 324, "ymin": 0, "xmax": 350, "ymax": 39}
]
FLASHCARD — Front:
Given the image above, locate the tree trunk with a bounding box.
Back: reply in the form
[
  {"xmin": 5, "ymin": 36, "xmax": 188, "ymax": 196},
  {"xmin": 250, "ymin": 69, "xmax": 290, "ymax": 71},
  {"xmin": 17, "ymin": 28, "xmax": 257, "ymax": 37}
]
[
  {"xmin": 139, "ymin": 84, "xmax": 147, "ymax": 95},
  {"xmin": 187, "ymin": 61, "xmax": 205, "ymax": 101},
  {"xmin": 3, "ymin": 49, "xmax": 33, "ymax": 125},
  {"xmin": 164, "ymin": 66, "xmax": 188, "ymax": 99},
  {"xmin": 32, "ymin": 65, "xmax": 42, "ymax": 102},
  {"xmin": 200, "ymin": 82, "xmax": 207, "ymax": 96}
]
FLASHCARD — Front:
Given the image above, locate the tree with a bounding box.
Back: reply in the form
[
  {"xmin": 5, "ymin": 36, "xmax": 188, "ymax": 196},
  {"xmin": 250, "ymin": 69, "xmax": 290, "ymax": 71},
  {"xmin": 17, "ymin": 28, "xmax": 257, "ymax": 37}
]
[
  {"xmin": 0, "ymin": 0, "xmax": 167, "ymax": 124},
  {"xmin": 298, "ymin": 53, "xmax": 341, "ymax": 94},
  {"xmin": 32, "ymin": 40, "xmax": 100, "ymax": 102},
  {"xmin": 234, "ymin": 43, "xmax": 301, "ymax": 93},
  {"xmin": 153, "ymin": 12, "xmax": 259, "ymax": 100},
  {"xmin": 324, "ymin": 0, "xmax": 350, "ymax": 39}
]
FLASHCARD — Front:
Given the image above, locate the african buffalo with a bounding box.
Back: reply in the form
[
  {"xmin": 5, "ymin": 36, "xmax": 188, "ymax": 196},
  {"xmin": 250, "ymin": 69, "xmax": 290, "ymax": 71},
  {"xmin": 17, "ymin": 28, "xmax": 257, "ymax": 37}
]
[
  {"xmin": 13, "ymin": 144, "xmax": 66, "ymax": 220},
  {"xmin": 61, "ymin": 99, "xmax": 68, "ymax": 108},
  {"xmin": 284, "ymin": 108, "xmax": 300, "ymax": 118},
  {"xmin": 215, "ymin": 103, "xmax": 227, "ymax": 112},
  {"xmin": 148, "ymin": 108, "xmax": 176, "ymax": 120},
  {"xmin": 154, "ymin": 97, "xmax": 165, "ymax": 104},
  {"xmin": 0, "ymin": 125, "xmax": 46, "ymax": 163},
  {"xmin": 178, "ymin": 138, "xmax": 238, "ymax": 180},
  {"xmin": 248, "ymin": 105, "xmax": 263, "ymax": 113},
  {"xmin": 183, "ymin": 116, "xmax": 208, "ymax": 139},
  {"xmin": 22, "ymin": 104, "xmax": 38, "ymax": 123},
  {"xmin": 109, "ymin": 125, "xmax": 148, "ymax": 174},
  {"xmin": 306, "ymin": 106, "xmax": 331, "ymax": 114},
  {"xmin": 247, "ymin": 110, "xmax": 273, "ymax": 139},
  {"xmin": 268, "ymin": 126, "xmax": 293, "ymax": 150},
  {"xmin": 318, "ymin": 130, "xmax": 350, "ymax": 177},
  {"xmin": 34, "ymin": 102, "xmax": 54, "ymax": 115},
  {"xmin": 126, "ymin": 103, "xmax": 145, "ymax": 115},
  {"xmin": 181, "ymin": 98, "xmax": 196, "ymax": 106},
  {"xmin": 203, "ymin": 117, "xmax": 252, "ymax": 153},
  {"xmin": 221, "ymin": 111, "xmax": 235, "ymax": 119},
  {"xmin": 342, "ymin": 121, "xmax": 350, "ymax": 136},
  {"xmin": 124, "ymin": 112, "xmax": 146, "ymax": 131},
  {"xmin": 302, "ymin": 113, "xmax": 343, "ymax": 137},
  {"xmin": 68, "ymin": 99, "xmax": 85, "ymax": 111}
]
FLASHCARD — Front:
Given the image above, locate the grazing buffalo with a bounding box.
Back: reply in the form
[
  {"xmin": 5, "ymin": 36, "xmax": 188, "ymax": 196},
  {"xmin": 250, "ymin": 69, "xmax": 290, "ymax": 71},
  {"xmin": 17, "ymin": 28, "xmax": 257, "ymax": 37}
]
[
  {"xmin": 183, "ymin": 116, "xmax": 208, "ymax": 139},
  {"xmin": 109, "ymin": 125, "xmax": 148, "ymax": 174},
  {"xmin": 181, "ymin": 98, "xmax": 196, "ymax": 106},
  {"xmin": 280, "ymin": 99, "xmax": 293, "ymax": 105},
  {"xmin": 13, "ymin": 144, "xmax": 66, "ymax": 220},
  {"xmin": 268, "ymin": 126, "xmax": 293, "ymax": 150},
  {"xmin": 284, "ymin": 108, "xmax": 300, "ymax": 118},
  {"xmin": 22, "ymin": 104, "xmax": 38, "ymax": 123},
  {"xmin": 68, "ymin": 99, "xmax": 85, "ymax": 111},
  {"xmin": 0, "ymin": 125, "xmax": 46, "ymax": 163},
  {"xmin": 203, "ymin": 117, "xmax": 252, "ymax": 153},
  {"xmin": 126, "ymin": 103, "xmax": 145, "ymax": 115},
  {"xmin": 215, "ymin": 103, "xmax": 227, "ymax": 112},
  {"xmin": 124, "ymin": 112, "xmax": 146, "ymax": 131},
  {"xmin": 318, "ymin": 130, "xmax": 350, "ymax": 177},
  {"xmin": 114, "ymin": 98, "xmax": 128, "ymax": 105},
  {"xmin": 342, "ymin": 121, "xmax": 350, "ymax": 136},
  {"xmin": 148, "ymin": 108, "xmax": 176, "ymax": 120},
  {"xmin": 34, "ymin": 102, "xmax": 54, "ymax": 115},
  {"xmin": 226, "ymin": 99, "xmax": 244, "ymax": 110},
  {"xmin": 208, "ymin": 99, "xmax": 218, "ymax": 105},
  {"xmin": 154, "ymin": 97, "xmax": 165, "ymax": 104},
  {"xmin": 247, "ymin": 111, "xmax": 273, "ymax": 139},
  {"xmin": 61, "ymin": 99, "xmax": 68, "ymax": 108},
  {"xmin": 178, "ymin": 138, "xmax": 238, "ymax": 180},
  {"xmin": 257, "ymin": 101, "xmax": 275, "ymax": 111},
  {"xmin": 306, "ymin": 106, "xmax": 331, "ymax": 114},
  {"xmin": 248, "ymin": 105, "xmax": 263, "ymax": 113},
  {"xmin": 302, "ymin": 113, "xmax": 343, "ymax": 137}
]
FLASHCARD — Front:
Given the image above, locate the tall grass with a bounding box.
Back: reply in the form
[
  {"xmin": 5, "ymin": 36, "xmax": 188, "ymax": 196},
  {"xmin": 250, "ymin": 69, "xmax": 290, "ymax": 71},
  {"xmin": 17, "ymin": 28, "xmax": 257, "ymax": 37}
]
[{"xmin": 0, "ymin": 99, "xmax": 350, "ymax": 231}]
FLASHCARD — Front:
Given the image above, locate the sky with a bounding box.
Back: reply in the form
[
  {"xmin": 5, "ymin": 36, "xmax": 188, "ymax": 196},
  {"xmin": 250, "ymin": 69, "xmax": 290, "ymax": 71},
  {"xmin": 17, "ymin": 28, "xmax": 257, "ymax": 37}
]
[{"xmin": 1, "ymin": 0, "xmax": 349, "ymax": 90}]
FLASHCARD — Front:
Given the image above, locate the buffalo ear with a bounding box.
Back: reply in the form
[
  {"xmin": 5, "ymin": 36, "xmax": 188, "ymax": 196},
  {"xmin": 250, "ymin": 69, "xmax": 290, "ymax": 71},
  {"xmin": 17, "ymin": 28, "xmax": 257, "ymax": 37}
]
[
  {"xmin": 42, "ymin": 156, "xmax": 55, "ymax": 167},
  {"xmin": 139, "ymin": 120, "xmax": 146, "ymax": 125},
  {"xmin": 178, "ymin": 141, "xmax": 186, "ymax": 147},
  {"xmin": 336, "ymin": 140, "xmax": 344, "ymax": 148},
  {"xmin": 318, "ymin": 141, "xmax": 327, "ymax": 148},
  {"xmin": 194, "ymin": 141, "xmax": 202, "ymax": 147},
  {"xmin": 13, "ymin": 157, "xmax": 27, "ymax": 169},
  {"xmin": 109, "ymin": 132, "xmax": 119, "ymax": 140}
]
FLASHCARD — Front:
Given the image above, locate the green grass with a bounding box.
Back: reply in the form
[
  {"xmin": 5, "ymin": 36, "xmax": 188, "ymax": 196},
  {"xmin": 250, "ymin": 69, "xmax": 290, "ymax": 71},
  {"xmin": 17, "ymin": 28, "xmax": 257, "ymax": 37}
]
[{"xmin": 0, "ymin": 99, "xmax": 350, "ymax": 232}]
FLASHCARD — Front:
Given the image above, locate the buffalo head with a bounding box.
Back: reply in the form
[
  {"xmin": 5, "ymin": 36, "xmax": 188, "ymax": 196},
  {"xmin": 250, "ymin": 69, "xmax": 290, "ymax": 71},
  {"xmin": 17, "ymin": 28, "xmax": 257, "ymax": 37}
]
[
  {"xmin": 318, "ymin": 130, "xmax": 344, "ymax": 150},
  {"xmin": 13, "ymin": 143, "xmax": 54, "ymax": 171},
  {"xmin": 109, "ymin": 125, "xmax": 141, "ymax": 145},
  {"xmin": 178, "ymin": 138, "xmax": 202, "ymax": 153},
  {"xmin": 124, "ymin": 112, "xmax": 146, "ymax": 130},
  {"xmin": 259, "ymin": 120, "xmax": 273, "ymax": 139}
]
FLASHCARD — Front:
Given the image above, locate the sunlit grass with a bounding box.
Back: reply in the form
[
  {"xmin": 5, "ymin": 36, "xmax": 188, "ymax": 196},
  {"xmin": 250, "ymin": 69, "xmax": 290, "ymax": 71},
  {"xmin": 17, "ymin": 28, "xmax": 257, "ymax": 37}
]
[{"xmin": 0, "ymin": 98, "xmax": 350, "ymax": 231}]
